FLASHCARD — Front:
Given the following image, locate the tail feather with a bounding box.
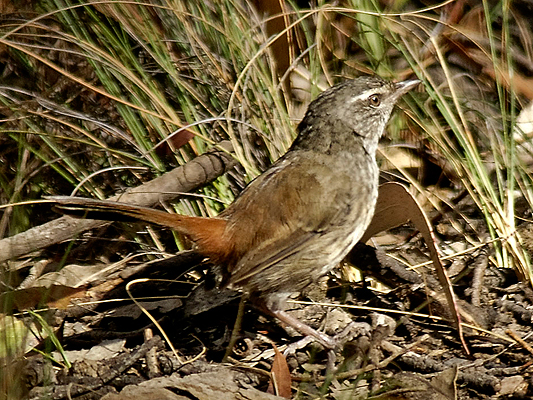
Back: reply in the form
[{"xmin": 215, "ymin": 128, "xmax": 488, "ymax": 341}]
[
  {"xmin": 46, "ymin": 196, "xmax": 226, "ymax": 245},
  {"xmin": 48, "ymin": 196, "xmax": 156, "ymax": 222}
]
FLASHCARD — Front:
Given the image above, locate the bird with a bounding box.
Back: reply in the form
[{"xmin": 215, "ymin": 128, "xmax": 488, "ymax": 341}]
[{"xmin": 49, "ymin": 76, "xmax": 419, "ymax": 349}]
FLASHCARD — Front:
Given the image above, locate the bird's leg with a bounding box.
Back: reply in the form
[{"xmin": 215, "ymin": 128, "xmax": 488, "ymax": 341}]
[
  {"xmin": 266, "ymin": 306, "xmax": 339, "ymax": 374},
  {"xmin": 260, "ymin": 298, "xmax": 371, "ymax": 354},
  {"xmin": 267, "ymin": 308, "xmax": 337, "ymax": 350},
  {"xmin": 253, "ymin": 294, "xmax": 338, "ymax": 349}
]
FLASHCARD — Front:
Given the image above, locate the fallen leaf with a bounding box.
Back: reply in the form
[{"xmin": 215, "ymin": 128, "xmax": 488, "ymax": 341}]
[
  {"xmin": 267, "ymin": 343, "xmax": 291, "ymax": 398},
  {"xmin": 361, "ymin": 182, "xmax": 469, "ymax": 355},
  {"xmin": 1, "ymin": 285, "xmax": 86, "ymax": 310}
]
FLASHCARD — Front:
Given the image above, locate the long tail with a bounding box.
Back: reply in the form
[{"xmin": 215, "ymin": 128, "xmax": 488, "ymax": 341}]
[{"xmin": 46, "ymin": 196, "xmax": 226, "ymax": 243}]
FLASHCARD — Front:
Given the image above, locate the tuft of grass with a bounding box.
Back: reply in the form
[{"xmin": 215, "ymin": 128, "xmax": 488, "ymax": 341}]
[{"xmin": 395, "ymin": 0, "xmax": 533, "ymax": 286}]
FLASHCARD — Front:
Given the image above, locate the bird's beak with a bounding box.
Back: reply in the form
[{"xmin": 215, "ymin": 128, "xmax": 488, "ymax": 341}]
[{"xmin": 394, "ymin": 79, "xmax": 420, "ymax": 98}]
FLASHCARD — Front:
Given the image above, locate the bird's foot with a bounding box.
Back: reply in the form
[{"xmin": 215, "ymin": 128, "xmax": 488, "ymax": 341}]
[
  {"xmin": 271, "ymin": 308, "xmax": 371, "ymax": 373},
  {"xmin": 270, "ymin": 308, "xmax": 370, "ymax": 352}
]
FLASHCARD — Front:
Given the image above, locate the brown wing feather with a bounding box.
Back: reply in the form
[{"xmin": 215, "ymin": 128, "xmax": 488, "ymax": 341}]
[{"xmin": 218, "ymin": 152, "xmax": 355, "ymax": 281}]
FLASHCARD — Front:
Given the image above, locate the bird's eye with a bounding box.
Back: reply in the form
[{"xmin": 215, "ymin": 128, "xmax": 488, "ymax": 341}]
[{"xmin": 368, "ymin": 94, "xmax": 381, "ymax": 107}]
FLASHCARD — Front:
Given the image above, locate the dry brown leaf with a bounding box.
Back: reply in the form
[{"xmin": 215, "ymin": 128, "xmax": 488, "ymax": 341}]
[
  {"xmin": 362, "ymin": 182, "xmax": 469, "ymax": 355},
  {"xmin": 431, "ymin": 367, "xmax": 458, "ymax": 400},
  {"xmin": 1, "ymin": 285, "xmax": 86, "ymax": 310},
  {"xmin": 267, "ymin": 343, "xmax": 292, "ymax": 398}
]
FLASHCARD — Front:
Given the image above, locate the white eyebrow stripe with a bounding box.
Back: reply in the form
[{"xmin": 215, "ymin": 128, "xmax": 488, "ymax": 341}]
[{"xmin": 348, "ymin": 88, "xmax": 380, "ymax": 103}]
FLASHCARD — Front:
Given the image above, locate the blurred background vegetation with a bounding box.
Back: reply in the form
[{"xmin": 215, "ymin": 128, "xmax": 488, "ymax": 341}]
[{"xmin": 1, "ymin": 0, "xmax": 533, "ymax": 396}]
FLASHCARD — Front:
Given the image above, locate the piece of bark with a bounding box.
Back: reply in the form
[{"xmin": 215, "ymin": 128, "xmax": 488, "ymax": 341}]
[{"xmin": 116, "ymin": 367, "xmax": 285, "ymax": 400}]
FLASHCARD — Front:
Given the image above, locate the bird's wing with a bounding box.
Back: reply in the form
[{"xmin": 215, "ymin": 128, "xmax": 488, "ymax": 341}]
[
  {"xmin": 222, "ymin": 151, "xmax": 366, "ymax": 284},
  {"xmin": 227, "ymin": 227, "xmax": 317, "ymax": 286}
]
